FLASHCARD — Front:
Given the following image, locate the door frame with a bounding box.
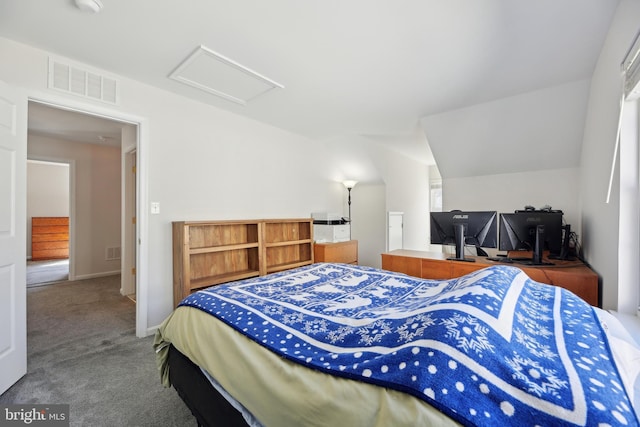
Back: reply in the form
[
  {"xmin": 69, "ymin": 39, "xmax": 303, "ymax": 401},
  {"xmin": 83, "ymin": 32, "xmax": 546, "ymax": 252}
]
[
  {"xmin": 121, "ymin": 147, "xmax": 136, "ymax": 296},
  {"xmin": 27, "ymin": 93, "xmax": 149, "ymax": 337},
  {"xmin": 387, "ymin": 211, "xmax": 404, "ymax": 251}
]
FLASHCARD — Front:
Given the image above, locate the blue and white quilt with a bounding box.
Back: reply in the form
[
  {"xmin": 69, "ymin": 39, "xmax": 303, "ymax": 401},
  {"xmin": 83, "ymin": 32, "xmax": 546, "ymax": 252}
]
[{"xmin": 180, "ymin": 263, "xmax": 639, "ymax": 427}]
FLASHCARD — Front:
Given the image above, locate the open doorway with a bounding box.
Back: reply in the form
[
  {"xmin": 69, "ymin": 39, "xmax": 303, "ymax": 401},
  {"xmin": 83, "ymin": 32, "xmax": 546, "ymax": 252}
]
[
  {"xmin": 27, "ymin": 101, "xmax": 138, "ymax": 300},
  {"xmin": 26, "ymin": 159, "xmax": 70, "ymax": 287}
]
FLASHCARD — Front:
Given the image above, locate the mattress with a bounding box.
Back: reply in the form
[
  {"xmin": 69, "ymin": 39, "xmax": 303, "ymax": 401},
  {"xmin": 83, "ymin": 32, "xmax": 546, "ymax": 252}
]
[{"xmin": 166, "ymin": 343, "xmax": 249, "ymax": 427}]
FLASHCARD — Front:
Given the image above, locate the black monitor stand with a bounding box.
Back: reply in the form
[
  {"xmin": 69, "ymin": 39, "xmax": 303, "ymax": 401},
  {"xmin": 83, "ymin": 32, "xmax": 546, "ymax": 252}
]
[
  {"xmin": 549, "ymin": 224, "xmax": 575, "ymax": 261},
  {"xmin": 447, "ymin": 223, "xmax": 475, "ymax": 262},
  {"xmin": 514, "ymin": 225, "xmax": 553, "ymax": 266}
]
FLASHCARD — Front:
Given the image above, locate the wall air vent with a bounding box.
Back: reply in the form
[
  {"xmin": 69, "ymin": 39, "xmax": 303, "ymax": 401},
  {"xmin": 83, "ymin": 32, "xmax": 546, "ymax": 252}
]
[
  {"xmin": 169, "ymin": 45, "xmax": 284, "ymax": 106},
  {"xmin": 48, "ymin": 57, "xmax": 119, "ymax": 104},
  {"xmin": 105, "ymin": 246, "xmax": 121, "ymax": 261}
]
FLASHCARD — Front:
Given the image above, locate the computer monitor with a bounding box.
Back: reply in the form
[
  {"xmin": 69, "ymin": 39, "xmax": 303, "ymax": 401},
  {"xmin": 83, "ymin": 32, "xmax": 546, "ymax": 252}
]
[
  {"xmin": 498, "ymin": 211, "xmax": 563, "ymax": 265},
  {"xmin": 430, "ymin": 211, "xmax": 498, "ymax": 262}
]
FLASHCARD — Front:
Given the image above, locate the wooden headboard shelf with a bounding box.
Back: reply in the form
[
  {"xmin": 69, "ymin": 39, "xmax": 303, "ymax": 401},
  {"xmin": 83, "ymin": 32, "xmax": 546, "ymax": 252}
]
[
  {"xmin": 172, "ymin": 218, "xmax": 314, "ymax": 307},
  {"xmin": 31, "ymin": 217, "xmax": 69, "ymax": 260}
]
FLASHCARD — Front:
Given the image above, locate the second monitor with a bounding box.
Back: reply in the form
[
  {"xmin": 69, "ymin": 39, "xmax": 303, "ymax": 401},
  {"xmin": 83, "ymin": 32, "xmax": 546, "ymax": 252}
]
[{"xmin": 499, "ymin": 211, "xmax": 563, "ymax": 265}]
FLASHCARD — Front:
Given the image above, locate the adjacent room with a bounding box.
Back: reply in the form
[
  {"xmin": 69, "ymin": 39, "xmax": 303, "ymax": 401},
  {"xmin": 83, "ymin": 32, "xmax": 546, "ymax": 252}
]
[
  {"xmin": 27, "ymin": 159, "xmax": 70, "ymax": 287},
  {"xmin": 1, "ymin": 1, "xmax": 639, "ymax": 426}
]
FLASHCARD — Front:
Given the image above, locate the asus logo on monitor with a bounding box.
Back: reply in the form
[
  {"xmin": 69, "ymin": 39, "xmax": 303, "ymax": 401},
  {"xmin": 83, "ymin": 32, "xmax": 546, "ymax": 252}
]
[
  {"xmin": 526, "ymin": 217, "xmax": 542, "ymax": 223},
  {"xmin": 452, "ymin": 214, "xmax": 469, "ymax": 220}
]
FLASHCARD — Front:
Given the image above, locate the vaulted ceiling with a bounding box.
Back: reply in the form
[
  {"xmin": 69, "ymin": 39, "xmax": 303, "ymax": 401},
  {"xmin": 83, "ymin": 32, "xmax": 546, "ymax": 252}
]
[{"xmin": 0, "ymin": 0, "xmax": 620, "ymax": 174}]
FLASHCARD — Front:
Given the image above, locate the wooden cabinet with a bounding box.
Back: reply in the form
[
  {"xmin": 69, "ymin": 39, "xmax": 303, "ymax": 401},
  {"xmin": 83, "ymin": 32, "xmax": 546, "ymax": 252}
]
[
  {"xmin": 382, "ymin": 249, "xmax": 600, "ymax": 307},
  {"xmin": 173, "ymin": 219, "xmax": 313, "ymax": 306},
  {"xmin": 419, "ymin": 257, "xmax": 454, "ymax": 280},
  {"xmin": 31, "ymin": 217, "xmax": 69, "ymax": 260},
  {"xmin": 314, "ymin": 240, "xmax": 358, "ymax": 264}
]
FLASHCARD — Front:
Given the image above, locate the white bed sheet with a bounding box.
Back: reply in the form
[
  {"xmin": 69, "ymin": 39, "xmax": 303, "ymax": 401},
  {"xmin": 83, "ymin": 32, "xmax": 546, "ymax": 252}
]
[{"xmin": 594, "ymin": 308, "xmax": 640, "ymax": 421}]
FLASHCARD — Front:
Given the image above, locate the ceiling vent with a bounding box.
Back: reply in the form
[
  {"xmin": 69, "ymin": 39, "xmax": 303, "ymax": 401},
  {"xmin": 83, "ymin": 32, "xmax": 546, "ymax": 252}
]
[
  {"xmin": 48, "ymin": 57, "xmax": 119, "ymax": 104},
  {"xmin": 169, "ymin": 45, "xmax": 284, "ymax": 105}
]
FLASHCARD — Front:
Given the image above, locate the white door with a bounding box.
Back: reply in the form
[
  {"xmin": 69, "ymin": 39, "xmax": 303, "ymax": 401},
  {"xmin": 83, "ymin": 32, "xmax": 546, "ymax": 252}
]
[
  {"xmin": 388, "ymin": 212, "xmax": 403, "ymax": 251},
  {"xmin": 0, "ymin": 80, "xmax": 27, "ymax": 394}
]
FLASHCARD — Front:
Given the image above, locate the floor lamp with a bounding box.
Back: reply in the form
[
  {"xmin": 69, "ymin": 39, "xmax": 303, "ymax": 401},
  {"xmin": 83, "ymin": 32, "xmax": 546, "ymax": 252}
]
[{"xmin": 342, "ymin": 180, "xmax": 358, "ymax": 239}]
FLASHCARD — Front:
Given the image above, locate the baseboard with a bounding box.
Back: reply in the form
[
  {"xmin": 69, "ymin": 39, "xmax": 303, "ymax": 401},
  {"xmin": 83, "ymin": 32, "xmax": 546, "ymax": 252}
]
[
  {"xmin": 73, "ymin": 270, "xmax": 120, "ymax": 281},
  {"xmin": 145, "ymin": 324, "xmax": 160, "ymax": 337}
]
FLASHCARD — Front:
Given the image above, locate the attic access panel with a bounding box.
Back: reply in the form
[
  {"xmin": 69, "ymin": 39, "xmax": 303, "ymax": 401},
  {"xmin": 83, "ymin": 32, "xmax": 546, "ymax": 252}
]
[{"xmin": 170, "ymin": 45, "xmax": 284, "ymax": 105}]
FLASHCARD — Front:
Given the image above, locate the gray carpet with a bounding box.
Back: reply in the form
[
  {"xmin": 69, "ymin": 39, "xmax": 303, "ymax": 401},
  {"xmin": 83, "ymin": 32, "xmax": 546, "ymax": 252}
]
[{"xmin": 0, "ymin": 275, "xmax": 195, "ymax": 426}]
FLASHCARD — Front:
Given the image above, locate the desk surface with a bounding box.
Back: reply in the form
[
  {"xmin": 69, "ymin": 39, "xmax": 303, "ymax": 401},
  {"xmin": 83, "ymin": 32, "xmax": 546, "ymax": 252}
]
[
  {"xmin": 383, "ymin": 249, "xmax": 587, "ymax": 269},
  {"xmin": 381, "ymin": 249, "xmax": 600, "ymax": 307}
]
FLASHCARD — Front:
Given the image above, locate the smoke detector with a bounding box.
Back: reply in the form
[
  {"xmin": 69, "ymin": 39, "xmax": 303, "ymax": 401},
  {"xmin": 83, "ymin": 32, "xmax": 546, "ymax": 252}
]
[{"xmin": 75, "ymin": 0, "xmax": 103, "ymax": 13}]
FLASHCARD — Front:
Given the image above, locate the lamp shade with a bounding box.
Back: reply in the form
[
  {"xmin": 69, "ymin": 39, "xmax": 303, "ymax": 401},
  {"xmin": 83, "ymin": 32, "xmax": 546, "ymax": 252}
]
[{"xmin": 342, "ymin": 180, "xmax": 358, "ymax": 189}]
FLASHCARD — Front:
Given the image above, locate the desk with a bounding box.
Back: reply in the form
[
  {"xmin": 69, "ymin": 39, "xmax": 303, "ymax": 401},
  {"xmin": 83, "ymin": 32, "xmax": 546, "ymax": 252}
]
[{"xmin": 381, "ymin": 249, "xmax": 599, "ymax": 307}]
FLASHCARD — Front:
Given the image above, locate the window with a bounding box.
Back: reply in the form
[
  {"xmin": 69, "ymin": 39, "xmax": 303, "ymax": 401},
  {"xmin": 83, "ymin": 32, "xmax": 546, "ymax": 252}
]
[
  {"xmin": 617, "ymin": 29, "xmax": 640, "ymax": 316},
  {"xmin": 618, "ymin": 99, "xmax": 640, "ymax": 315},
  {"xmin": 430, "ymin": 180, "xmax": 442, "ymax": 213}
]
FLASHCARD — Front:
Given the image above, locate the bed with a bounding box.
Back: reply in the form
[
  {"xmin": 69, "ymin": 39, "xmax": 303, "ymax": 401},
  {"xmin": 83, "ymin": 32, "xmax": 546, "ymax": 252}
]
[{"xmin": 155, "ymin": 263, "xmax": 640, "ymax": 427}]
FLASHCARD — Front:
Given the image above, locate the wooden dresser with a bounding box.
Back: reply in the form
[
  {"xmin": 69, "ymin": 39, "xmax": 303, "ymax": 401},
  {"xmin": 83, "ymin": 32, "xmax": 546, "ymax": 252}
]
[
  {"xmin": 172, "ymin": 218, "xmax": 314, "ymax": 306},
  {"xmin": 381, "ymin": 249, "xmax": 600, "ymax": 307},
  {"xmin": 31, "ymin": 216, "xmax": 69, "ymax": 260},
  {"xmin": 314, "ymin": 240, "xmax": 358, "ymax": 264}
]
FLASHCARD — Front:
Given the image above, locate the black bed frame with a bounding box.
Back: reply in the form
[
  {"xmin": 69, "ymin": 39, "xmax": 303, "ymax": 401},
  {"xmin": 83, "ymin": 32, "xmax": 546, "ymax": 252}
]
[{"xmin": 168, "ymin": 344, "xmax": 249, "ymax": 427}]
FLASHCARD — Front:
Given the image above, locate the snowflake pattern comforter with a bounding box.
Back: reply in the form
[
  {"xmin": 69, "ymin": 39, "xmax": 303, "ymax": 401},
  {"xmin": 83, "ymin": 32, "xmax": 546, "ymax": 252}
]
[{"xmin": 180, "ymin": 263, "xmax": 639, "ymax": 427}]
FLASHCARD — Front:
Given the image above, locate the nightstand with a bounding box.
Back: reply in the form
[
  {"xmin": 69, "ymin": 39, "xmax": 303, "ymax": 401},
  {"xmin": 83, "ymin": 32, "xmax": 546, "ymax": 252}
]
[{"xmin": 314, "ymin": 240, "xmax": 358, "ymax": 265}]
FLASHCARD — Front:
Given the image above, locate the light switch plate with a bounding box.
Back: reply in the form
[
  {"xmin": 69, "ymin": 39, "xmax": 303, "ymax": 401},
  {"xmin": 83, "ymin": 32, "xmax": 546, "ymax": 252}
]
[{"xmin": 151, "ymin": 202, "xmax": 160, "ymax": 214}]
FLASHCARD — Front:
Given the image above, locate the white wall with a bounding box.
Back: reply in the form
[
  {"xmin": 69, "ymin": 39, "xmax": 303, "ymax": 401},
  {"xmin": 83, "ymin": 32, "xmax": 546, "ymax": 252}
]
[
  {"xmin": 349, "ymin": 183, "xmax": 386, "ymax": 268},
  {"xmin": 26, "ymin": 160, "xmax": 69, "ymax": 258},
  {"xmin": 579, "ymin": 0, "xmax": 640, "ymax": 311},
  {"xmin": 421, "ymin": 80, "xmax": 590, "ymax": 179},
  {"xmin": 366, "ymin": 142, "xmax": 432, "ymax": 252},
  {"xmin": 28, "ymin": 134, "xmax": 121, "ymax": 279},
  {"xmin": 0, "ymin": 37, "xmax": 432, "ymax": 331}
]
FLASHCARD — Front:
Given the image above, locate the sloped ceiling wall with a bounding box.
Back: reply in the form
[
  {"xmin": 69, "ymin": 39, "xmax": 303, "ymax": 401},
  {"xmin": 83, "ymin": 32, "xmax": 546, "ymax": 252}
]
[{"xmin": 420, "ymin": 79, "xmax": 590, "ymax": 179}]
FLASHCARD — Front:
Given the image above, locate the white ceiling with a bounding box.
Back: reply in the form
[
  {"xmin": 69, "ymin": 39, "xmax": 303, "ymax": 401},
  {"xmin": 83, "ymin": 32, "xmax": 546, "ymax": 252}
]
[
  {"xmin": 0, "ymin": 0, "xmax": 620, "ymax": 166},
  {"xmin": 28, "ymin": 101, "xmax": 126, "ymax": 147}
]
